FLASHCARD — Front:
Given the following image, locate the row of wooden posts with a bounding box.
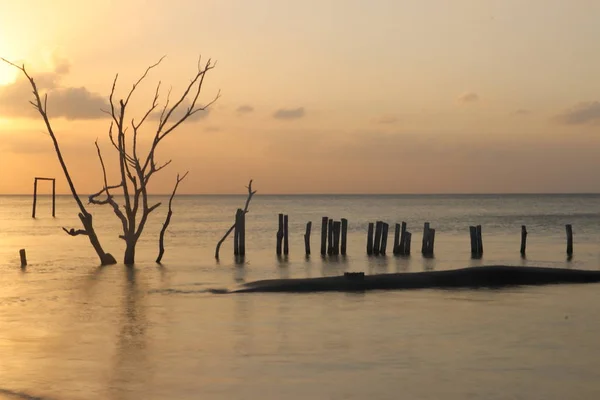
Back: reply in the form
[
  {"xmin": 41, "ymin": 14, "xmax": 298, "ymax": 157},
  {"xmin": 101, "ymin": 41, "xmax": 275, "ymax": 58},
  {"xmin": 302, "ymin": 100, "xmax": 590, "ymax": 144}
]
[{"xmin": 230, "ymin": 214, "xmax": 576, "ymax": 258}]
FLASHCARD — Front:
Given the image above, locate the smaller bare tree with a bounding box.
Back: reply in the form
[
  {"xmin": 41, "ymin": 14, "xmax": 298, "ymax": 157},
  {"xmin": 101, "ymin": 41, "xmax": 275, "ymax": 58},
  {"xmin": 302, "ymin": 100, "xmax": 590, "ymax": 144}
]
[{"xmin": 215, "ymin": 180, "xmax": 256, "ymax": 259}]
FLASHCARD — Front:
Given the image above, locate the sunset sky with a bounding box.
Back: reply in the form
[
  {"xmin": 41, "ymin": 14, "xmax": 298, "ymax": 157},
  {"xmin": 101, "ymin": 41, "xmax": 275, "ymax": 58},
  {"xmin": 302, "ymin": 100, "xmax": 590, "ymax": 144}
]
[{"xmin": 1, "ymin": 0, "xmax": 600, "ymax": 194}]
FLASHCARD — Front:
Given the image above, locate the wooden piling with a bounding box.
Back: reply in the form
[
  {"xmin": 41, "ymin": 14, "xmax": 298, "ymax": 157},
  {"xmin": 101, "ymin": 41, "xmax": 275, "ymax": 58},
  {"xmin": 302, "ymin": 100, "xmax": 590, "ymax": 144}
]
[
  {"xmin": 283, "ymin": 214, "xmax": 289, "ymax": 255},
  {"xmin": 469, "ymin": 226, "xmax": 477, "ymax": 256},
  {"xmin": 520, "ymin": 225, "xmax": 527, "ymax": 257},
  {"xmin": 341, "ymin": 218, "xmax": 348, "ymax": 255},
  {"xmin": 51, "ymin": 179, "xmax": 56, "ymax": 217},
  {"xmin": 428, "ymin": 228, "xmax": 436, "ymax": 256},
  {"xmin": 476, "ymin": 225, "xmax": 483, "ymax": 254},
  {"xmin": 234, "ymin": 209, "xmax": 241, "ymax": 255},
  {"xmin": 566, "ymin": 224, "xmax": 573, "ymax": 256},
  {"xmin": 405, "ymin": 232, "xmax": 412, "ymax": 255},
  {"xmin": 373, "ymin": 221, "xmax": 383, "ymax": 256},
  {"xmin": 333, "ymin": 221, "xmax": 341, "ymax": 255},
  {"xmin": 19, "ymin": 249, "xmax": 27, "ymax": 268},
  {"xmin": 421, "ymin": 222, "xmax": 430, "ymax": 255},
  {"xmin": 276, "ymin": 213, "xmax": 284, "ymax": 255},
  {"xmin": 32, "ymin": 179, "xmax": 38, "ymax": 218},
  {"xmin": 367, "ymin": 222, "xmax": 374, "ymax": 255},
  {"xmin": 393, "ymin": 223, "xmax": 401, "ymax": 255},
  {"xmin": 321, "ymin": 217, "xmax": 328, "ymax": 256},
  {"xmin": 327, "ymin": 219, "xmax": 334, "ymax": 255},
  {"xmin": 304, "ymin": 221, "xmax": 312, "ymax": 255},
  {"xmin": 381, "ymin": 223, "xmax": 389, "ymax": 255},
  {"xmin": 239, "ymin": 209, "xmax": 246, "ymax": 256},
  {"xmin": 399, "ymin": 222, "xmax": 407, "ymax": 255}
]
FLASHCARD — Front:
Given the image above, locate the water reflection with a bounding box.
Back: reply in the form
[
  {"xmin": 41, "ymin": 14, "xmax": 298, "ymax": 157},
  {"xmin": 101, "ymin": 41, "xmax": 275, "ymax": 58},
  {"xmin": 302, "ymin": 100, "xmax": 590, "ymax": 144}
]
[{"xmin": 108, "ymin": 267, "xmax": 152, "ymax": 400}]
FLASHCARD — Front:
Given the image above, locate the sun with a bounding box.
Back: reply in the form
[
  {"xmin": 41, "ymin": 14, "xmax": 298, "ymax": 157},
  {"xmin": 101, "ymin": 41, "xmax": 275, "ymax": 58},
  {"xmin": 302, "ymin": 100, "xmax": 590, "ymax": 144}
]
[{"xmin": 0, "ymin": 63, "xmax": 17, "ymax": 86}]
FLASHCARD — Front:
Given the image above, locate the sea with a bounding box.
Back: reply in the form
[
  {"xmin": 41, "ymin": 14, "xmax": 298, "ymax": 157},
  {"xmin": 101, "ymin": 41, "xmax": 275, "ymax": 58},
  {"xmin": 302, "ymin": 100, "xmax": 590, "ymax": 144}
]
[{"xmin": 1, "ymin": 194, "xmax": 600, "ymax": 399}]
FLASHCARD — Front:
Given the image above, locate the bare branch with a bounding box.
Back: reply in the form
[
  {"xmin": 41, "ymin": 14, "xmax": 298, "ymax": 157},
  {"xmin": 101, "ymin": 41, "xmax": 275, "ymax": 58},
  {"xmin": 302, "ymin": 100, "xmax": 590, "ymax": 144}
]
[
  {"xmin": 156, "ymin": 171, "xmax": 189, "ymax": 263},
  {"xmin": 215, "ymin": 179, "xmax": 256, "ymax": 259},
  {"xmin": 62, "ymin": 227, "xmax": 89, "ymax": 236},
  {"xmin": 123, "ymin": 56, "xmax": 165, "ymax": 106}
]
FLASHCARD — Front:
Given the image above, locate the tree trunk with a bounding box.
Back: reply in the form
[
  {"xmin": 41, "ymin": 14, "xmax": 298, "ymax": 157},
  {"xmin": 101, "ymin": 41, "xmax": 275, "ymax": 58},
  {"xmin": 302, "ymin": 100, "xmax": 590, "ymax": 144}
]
[
  {"xmin": 78, "ymin": 213, "xmax": 116, "ymax": 265},
  {"xmin": 124, "ymin": 239, "xmax": 137, "ymax": 266}
]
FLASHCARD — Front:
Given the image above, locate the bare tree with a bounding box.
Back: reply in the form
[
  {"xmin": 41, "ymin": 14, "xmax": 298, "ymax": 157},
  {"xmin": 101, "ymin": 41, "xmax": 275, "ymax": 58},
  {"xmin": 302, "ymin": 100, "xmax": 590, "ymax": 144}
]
[
  {"xmin": 89, "ymin": 56, "xmax": 219, "ymax": 265},
  {"xmin": 1, "ymin": 58, "xmax": 117, "ymax": 265},
  {"xmin": 3, "ymin": 56, "xmax": 219, "ymax": 266}
]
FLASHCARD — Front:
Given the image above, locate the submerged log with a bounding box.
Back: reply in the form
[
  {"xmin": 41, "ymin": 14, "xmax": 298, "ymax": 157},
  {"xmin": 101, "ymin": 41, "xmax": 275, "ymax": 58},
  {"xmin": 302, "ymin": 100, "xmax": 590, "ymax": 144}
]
[{"xmin": 234, "ymin": 265, "xmax": 600, "ymax": 293}]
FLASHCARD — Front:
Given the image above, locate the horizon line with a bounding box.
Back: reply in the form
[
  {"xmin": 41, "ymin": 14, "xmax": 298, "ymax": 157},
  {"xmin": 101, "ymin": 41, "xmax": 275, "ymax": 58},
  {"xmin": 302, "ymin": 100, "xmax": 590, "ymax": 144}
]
[{"xmin": 2, "ymin": 192, "xmax": 600, "ymax": 196}]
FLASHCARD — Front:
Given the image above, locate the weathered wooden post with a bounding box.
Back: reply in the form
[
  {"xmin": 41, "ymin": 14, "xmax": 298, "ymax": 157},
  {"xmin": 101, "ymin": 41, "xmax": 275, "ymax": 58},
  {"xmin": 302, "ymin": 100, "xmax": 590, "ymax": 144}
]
[
  {"xmin": 304, "ymin": 221, "xmax": 312, "ymax": 255},
  {"xmin": 405, "ymin": 232, "xmax": 412, "ymax": 255},
  {"xmin": 283, "ymin": 214, "xmax": 289, "ymax": 255},
  {"xmin": 469, "ymin": 226, "xmax": 477, "ymax": 256},
  {"xmin": 421, "ymin": 222, "xmax": 430, "ymax": 255},
  {"xmin": 52, "ymin": 178, "xmax": 56, "ymax": 217},
  {"xmin": 276, "ymin": 213, "xmax": 284, "ymax": 255},
  {"xmin": 234, "ymin": 209, "xmax": 241, "ymax": 255},
  {"xmin": 19, "ymin": 249, "xmax": 27, "ymax": 268},
  {"xmin": 333, "ymin": 221, "xmax": 341, "ymax": 255},
  {"xmin": 367, "ymin": 222, "xmax": 374, "ymax": 255},
  {"xmin": 341, "ymin": 218, "xmax": 348, "ymax": 255},
  {"xmin": 520, "ymin": 225, "xmax": 527, "ymax": 257},
  {"xmin": 327, "ymin": 218, "xmax": 334, "ymax": 255},
  {"xmin": 393, "ymin": 223, "xmax": 401, "ymax": 255},
  {"xmin": 373, "ymin": 221, "xmax": 383, "ymax": 256},
  {"xmin": 566, "ymin": 224, "xmax": 573, "ymax": 256},
  {"xmin": 32, "ymin": 178, "xmax": 38, "ymax": 218},
  {"xmin": 239, "ymin": 209, "xmax": 246, "ymax": 256},
  {"xmin": 476, "ymin": 225, "xmax": 483, "ymax": 254},
  {"xmin": 381, "ymin": 223, "xmax": 389, "ymax": 255},
  {"xmin": 321, "ymin": 217, "xmax": 328, "ymax": 256},
  {"xmin": 428, "ymin": 228, "xmax": 436, "ymax": 255},
  {"xmin": 399, "ymin": 222, "xmax": 407, "ymax": 255}
]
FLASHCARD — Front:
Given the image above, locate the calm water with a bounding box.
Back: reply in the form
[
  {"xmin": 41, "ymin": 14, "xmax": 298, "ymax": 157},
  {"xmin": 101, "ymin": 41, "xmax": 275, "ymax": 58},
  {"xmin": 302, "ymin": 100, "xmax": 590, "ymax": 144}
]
[{"xmin": 1, "ymin": 194, "xmax": 600, "ymax": 399}]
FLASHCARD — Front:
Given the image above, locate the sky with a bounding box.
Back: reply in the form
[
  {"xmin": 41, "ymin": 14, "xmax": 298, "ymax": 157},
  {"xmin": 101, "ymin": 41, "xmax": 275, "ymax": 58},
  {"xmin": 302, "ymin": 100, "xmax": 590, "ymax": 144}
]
[{"xmin": 1, "ymin": 0, "xmax": 600, "ymax": 194}]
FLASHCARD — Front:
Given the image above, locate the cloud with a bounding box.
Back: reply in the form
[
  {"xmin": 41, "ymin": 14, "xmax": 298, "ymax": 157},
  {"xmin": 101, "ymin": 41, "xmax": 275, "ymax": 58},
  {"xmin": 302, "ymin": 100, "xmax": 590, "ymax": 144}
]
[
  {"xmin": 236, "ymin": 105, "xmax": 254, "ymax": 114},
  {"xmin": 204, "ymin": 126, "xmax": 220, "ymax": 132},
  {"xmin": 554, "ymin": 101, "xmax": 600, "ymax": 125},
  {"xmin": 513, "ymin": 109, "xmax": 531, "ymax": 116},
  {"xmin": 0, "ymin": 61, "xmax": 108, "ymax": 120},
  {"xmin": 273, "ymin": 107, "xmax": 305, "ymax": 120},
  {"xmin": 374, "ymin": 115, "xmax": 399, "ymax": 124},
  {"xmin": 457, "ymin": 92, "xmax": 479, "ymax": 104}
]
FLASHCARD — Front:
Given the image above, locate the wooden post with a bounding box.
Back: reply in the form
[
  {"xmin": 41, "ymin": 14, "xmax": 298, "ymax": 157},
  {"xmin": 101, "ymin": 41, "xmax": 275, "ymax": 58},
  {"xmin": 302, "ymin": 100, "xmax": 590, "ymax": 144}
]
[
  {"xmin": 373, "ymin": 221, "xmax": 383, "ymax": 256},
  {"xmin": 320, "ymin": 217, "xmax": 328, "ymax": 255},
  {"xmin": 276, "ymin": 213, "xmax": 284, "ymax": 255},
  {"xmin": 476, "ymin": 225, "xmax": 483, "ymax": 254},
  {"xmin": 19, "ymin": 249, "xmax": 27, "ymax": 268},
  {"xmin": 566, "ymin": 224, "xmax": 573, "ymax": 256},
  {"xmin": 283, "ymin": 214, "xmax": 289, "ymax": 255},
  {"xmin": 381, "ymin": 223, "xmax": 389, "ymax": 255},
  {"xmin": 304, "ymin": 221, "xmax": 312, "ymax": 255},
  {"xmin": 520, "ymin": 225, "xmax": 527, "ymax": 257},
  {"xmin": 428, "ymin": 228, "xmax": 436, "ymax": 256},
  {"xmin": 327, "ymin": 219, "xmax": 334, "ymax": 255},
  {"xmin": 341, "ymin": 218, "xmax": 348, "ymax": 255},
  {"xmin": 51, "ymin": 178, "xmax": 56, "ymax": 217},
  {"xmin": 32, "ymin": 178, "xmax": 38, "ymax": 218},
  {"xmin": 399, "ymin": 222, "xmax": 407, "ymax": 255},
  {"xmin": 469, "ymin": 226, "xmax": 477, "ymax": 256},
  {"xmin": 405, "ymin": 232, "xmax": 412, "ymax": 255},
  {"xmin": 333, "ymin": 221, "xmax": 341, "ymax": 255},
  {"xmin": 367, "ymin": 222, "xmax": 374, "ymax": 255},
  {"xmin": 421, "ymin": 222, "xmax": 430, "ymax": 255},
  {"xmin": 234, "ymin": 209, "xmax": 241, "ymax": 255},
  {"xmin": 239, "ymin": 209, "xmax": 246, "ymax": 256},
  {"xmin": 393, "ymin": 223, "xmax": 401, "ymax": 255}
]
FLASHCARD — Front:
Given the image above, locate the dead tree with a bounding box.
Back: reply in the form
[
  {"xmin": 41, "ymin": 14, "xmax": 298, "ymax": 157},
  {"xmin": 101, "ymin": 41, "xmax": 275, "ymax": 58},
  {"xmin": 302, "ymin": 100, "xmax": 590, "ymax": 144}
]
[
  {"xmin": 156, "ymin": 172, "xmax": 188, "ymax": 263},
  {"xmin": 2, "ymin": 58, "xmax": 117, "ymax": 265},
  {"xmin": 215, "ymin": 180, "xmax": 256, "ymax": 259},
  {"xmin": 88, "ymin": 56, "xmax": 219, "ymax": 265}
]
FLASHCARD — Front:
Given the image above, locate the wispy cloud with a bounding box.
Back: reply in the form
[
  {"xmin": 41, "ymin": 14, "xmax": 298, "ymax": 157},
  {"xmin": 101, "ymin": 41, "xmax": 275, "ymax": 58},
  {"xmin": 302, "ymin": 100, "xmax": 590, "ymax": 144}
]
[
  {"xmin": 457, "ymin": 92, "xmax": 479, "ymax": 104},
  {"xmin": 554, "ymin": 101, "xmax": 600, "ymax": 125},
  {"xmin": 273, "ymin": 107, "xmax": 305, "ymax": 120},
  {"xmin": 236, "ymin": 105, "xmax": 254, "ymax": 115}
]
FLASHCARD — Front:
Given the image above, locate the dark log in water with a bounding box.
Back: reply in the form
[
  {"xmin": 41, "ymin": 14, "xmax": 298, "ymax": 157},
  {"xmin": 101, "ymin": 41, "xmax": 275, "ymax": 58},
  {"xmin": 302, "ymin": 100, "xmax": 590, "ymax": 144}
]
[
  {"xmin": 233, "ymin": 265, "xmax": 600, "ymax": 293},
  {"xmin": 341, "ymin": 218, "xmax": 348, "ymax": 255}
]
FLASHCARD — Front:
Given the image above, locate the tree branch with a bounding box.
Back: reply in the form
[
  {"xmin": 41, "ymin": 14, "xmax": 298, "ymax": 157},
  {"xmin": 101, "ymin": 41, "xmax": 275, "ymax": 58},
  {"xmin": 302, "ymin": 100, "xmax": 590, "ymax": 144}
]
[
  {"xmin": 156, "ymin": 171, "xmax": 189, "ymax": 263},
  {"xmin": 215, "ymin": 180, "xmax": 256, "ymax": 259}
]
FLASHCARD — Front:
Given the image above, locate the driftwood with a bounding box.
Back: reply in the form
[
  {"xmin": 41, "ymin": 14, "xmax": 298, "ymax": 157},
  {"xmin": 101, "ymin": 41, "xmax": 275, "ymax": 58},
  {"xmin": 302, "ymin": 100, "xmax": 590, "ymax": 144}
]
[
  {"xmin": 156, "ymin": 172, "xmax": 188, "ymax": 263},
  {"xmin": 215, "ymin": 180, "xmax": 256, "ymax": 259}
]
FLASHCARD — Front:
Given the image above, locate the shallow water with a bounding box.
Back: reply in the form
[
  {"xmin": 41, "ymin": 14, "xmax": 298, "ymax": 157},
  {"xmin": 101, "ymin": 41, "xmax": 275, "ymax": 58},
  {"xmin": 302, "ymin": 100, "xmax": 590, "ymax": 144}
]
[{"xmin": 1, "ymin": 194, "xmax": 600, "ymax": 399}]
